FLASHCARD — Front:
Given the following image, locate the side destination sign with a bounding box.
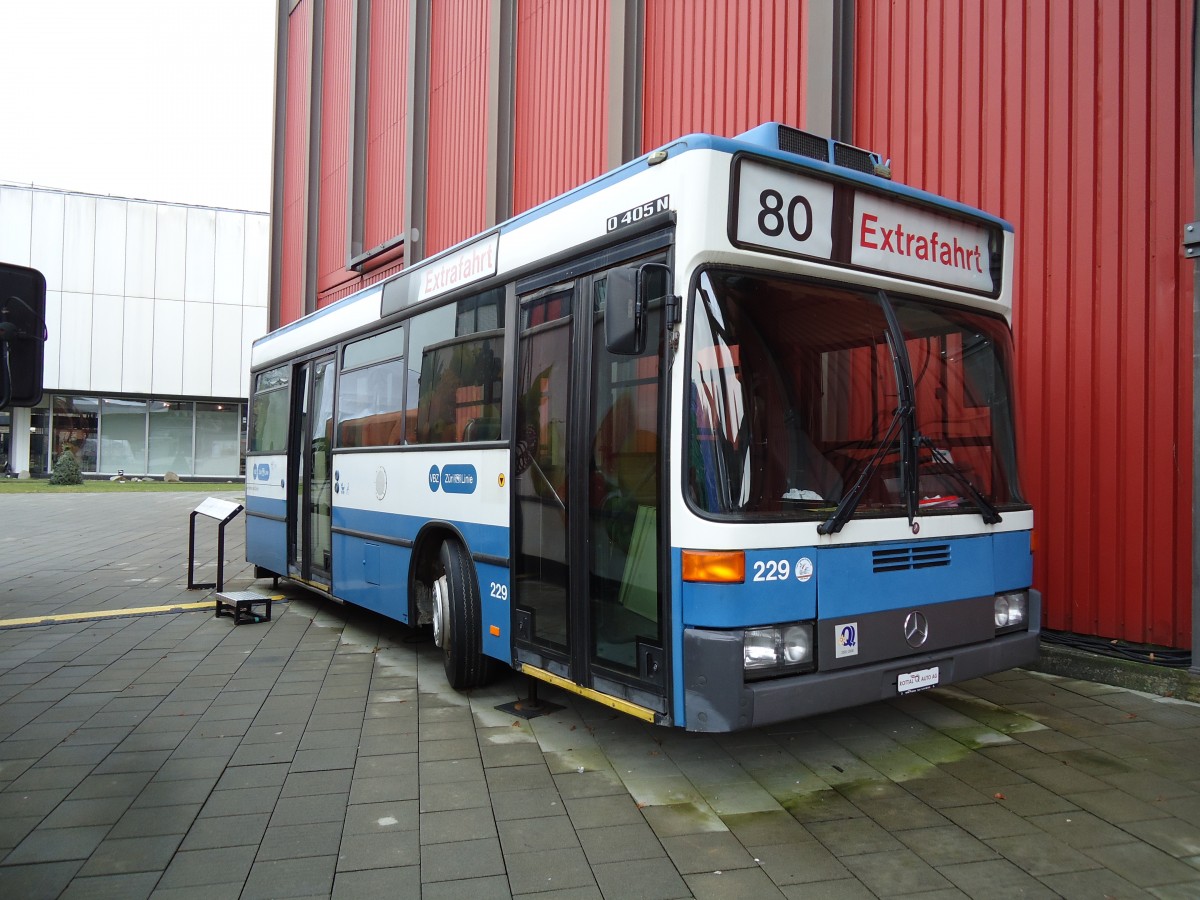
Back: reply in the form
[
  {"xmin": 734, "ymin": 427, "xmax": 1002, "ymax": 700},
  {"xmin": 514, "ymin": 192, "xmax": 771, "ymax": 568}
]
[
  {"xmin": 417, "ymin": 233, "xmax": 499, "ymax": 303},
  {"xmin": 730, "ymin": 156, "xmax": 999, "ymax": 296}
]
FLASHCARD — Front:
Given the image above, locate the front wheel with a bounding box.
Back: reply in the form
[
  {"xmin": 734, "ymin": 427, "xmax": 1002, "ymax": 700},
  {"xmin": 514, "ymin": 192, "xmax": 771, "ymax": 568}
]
[{"xmin": 431, "ymin": 540, "xmax": 493, "ymax": 689}]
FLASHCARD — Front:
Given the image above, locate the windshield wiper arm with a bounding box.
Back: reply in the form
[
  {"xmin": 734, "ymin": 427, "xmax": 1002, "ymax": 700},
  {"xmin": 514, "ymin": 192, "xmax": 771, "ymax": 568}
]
[
  {"xmin": 817, "ymin": 405, "xmax": 909, "ymax": 535},
  {"xmin": 916, "ymin": 435, "xmax": 1002, "ymax": 525}
]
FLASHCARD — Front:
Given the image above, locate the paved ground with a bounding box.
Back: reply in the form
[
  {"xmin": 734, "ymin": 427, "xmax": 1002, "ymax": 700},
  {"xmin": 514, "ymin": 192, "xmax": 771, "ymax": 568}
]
[{"xmin": 1, "ymin": 492, "xmax": 1199, "ymax": 899}]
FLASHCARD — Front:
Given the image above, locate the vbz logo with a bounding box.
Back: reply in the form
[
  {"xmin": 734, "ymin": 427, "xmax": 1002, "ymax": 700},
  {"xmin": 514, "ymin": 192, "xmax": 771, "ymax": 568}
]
[{"xmin": 252, "ymin": 462, "xmax": 272, "ymax": 481}]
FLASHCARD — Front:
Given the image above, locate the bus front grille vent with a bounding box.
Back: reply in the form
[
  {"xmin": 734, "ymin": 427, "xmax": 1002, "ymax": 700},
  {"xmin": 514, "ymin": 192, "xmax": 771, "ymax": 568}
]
[
  {"xmin": 873, "ymin": 544, "xmax": 951, "ymax": 573},
  {"xmin": 778, "ymin": 125, "xmax": 830, "ymax": 162}
]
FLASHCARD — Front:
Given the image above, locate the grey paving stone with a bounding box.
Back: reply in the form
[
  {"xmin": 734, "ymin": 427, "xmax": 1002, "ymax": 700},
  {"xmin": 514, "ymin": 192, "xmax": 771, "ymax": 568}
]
[
  {"xmin": 58, "ymin": 870, "xmax": 161, "ymax": 900},
  {"xmin": 420, "ymin": 836, "xmax": 505, "ymax": 882},
  {"xmin": 684, "ymin": 867, "xmax": 790, "ymax": 899},
  {"xmin": 486, "ymin": 762, "xmax": 555, "ymax": 794},
  {"xmin": 590, "ymin": 855, "xmax": 691, "ymax": 899},
  {"xmin": 197, "ymin": 784, "xmax": 281, "ymax": 817},
  {"xmin": 808, "ymin": 816, "xmax": 904, "ymax": 856},
  {"xmin": 782, "ymin": 787, "xmax": 863, "ymax": 823},
  {"xmin": 989, "ymin": 781, "xmax": 1081, "ymax": 817},
  {"xmin": 40, "ymin": 795, "xmax": 134, "ymax": 829},
  {"xmin": 941, "ymin": 803, "xmax": 1043, "ymax": 840},
  {"xmin": 336, "ymin": 829, "xmax": 420, "ymax": 871},
  {"xmin": 894, "ymin": 824, "xmax": 999, "ymax": 868},
  {"xmin": 418, "ymin": 778, "xmax": 494, "ymax": 814},
  {"xmin": 291, "ymin": 746, "xmax": 359, "ymax": 772},
  {"xmin": 78, "ymin": 832, "xmax": 183, "ymax": 876},
  {"xmin": 4, "ymin": 824, "xmax": 111, "ymax": 864},
  {"xmin": 481, "ymin": 740, "xmax": 545, "ymax": 769},
  {"xmin": 661, "ymin": 830, "xmax": 759, "ymax": 874},
  {"xmin": 420, "ymin": 806, "xmax": 498, "ymax": 844},
  {"xmin": 331, "ymin": 865, "xmax": 421, "ymax": 900},
  {"xmin": 343, "ymin": 799, "xmax": 419, "ymax": 835},
  {"xmin": 349, "ymin": 772, "xmax": 419, "ymax": 804},
  {"xmin": 1027, "ymin": 810, "xmax": 1139, "ymax": 849},
  {"xmin": 778, "ymin": 879, "xmax": 880, "ymax": 899},
  {"xmin": 420, "ymin": 874, "xmax": 512, "ymax": 900},
  {"xmin": 565, "ymin": 793, "xmax": 644, "ymax": 828},
  {"xmin": 8, "ymin": 764, "xmax": 95, "ymax": 792},
  {"xmin": 505, "ymin": 845, "xmax": 597, "ymax": 895},
  {"xmin": 107, "ymin": 802, "xmax": 202, "ymax": 839},
  {"xmin": 214, "ymin": 763, "xmax": 290, "ymax": 792},
  {"xmin": 241, "ymin": 854, "xmax": 337, "ymax": 900},
  {"xmin": 281, "ymin": 768, "xmax": 353, "ymax": 798},
  {"xmin": 271, "ymin": 792, "xmax": 349, "ymax": 825},
  {"xmin": 751, "ymin": 839, "xmax": 851, "ymax": 885},
  {"xmin": 498, "ymin": 815, "xmax": 582, "ymax": 855},
  {"xmin": 92, "ymin": 750, "xmax": 172, "ymax": 774},
  {"xmin": 133, "ymin": 776, "xmax": 218, "ymax": 809},
  {"xmin": 0, "ymin": 860, "xmax": 84, "ymax": 900},
  {"xmin": 1080, "ymin": 841, "xmax": 1200, "ymax": 888},
  {"xmin": 67, "ymin": 770, "xmax": 155, "ymax": 800},
  {"xmin": 938, "ymin": 858, "xmax": 1061, "ymax": 899},
  {"xmin": 257, "ymin": 820, "xmax": 344, "ymax": 861},
  {"xmin": 179, "ymin": 812, "xmax": 271, "ymax": 851},
  {"xmin": 719, "ymin": 809, "xmax": 812, "ymax": 846},
  {"xmin": 353, "ymin": 751, "xmax": 415, "ymax": 778},
  {"xmin": 1124, "ymin": 816, "xmax": 1200, "ymax": 859},
  {"xmin": 1039, "ymin": 868, "xmax": 1156, "ymax": 900}
]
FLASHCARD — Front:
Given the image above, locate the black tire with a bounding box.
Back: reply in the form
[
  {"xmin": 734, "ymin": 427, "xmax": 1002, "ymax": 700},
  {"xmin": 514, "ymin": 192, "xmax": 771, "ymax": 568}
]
[{"xmin": 436, "ymin": 540, "xmax": 493, "ymax": 689}]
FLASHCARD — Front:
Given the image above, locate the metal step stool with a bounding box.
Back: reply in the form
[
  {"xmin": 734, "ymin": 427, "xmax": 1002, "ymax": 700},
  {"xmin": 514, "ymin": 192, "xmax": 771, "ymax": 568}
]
[{"xmin": 215, "ymin": 591, "xmax": 273, "ymax": 625}]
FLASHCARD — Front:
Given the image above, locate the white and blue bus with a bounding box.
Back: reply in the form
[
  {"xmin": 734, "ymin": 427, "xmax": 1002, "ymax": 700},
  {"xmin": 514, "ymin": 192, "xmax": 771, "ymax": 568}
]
[{"xmin": 246, "ymin": 123, "xmax": 1038, "ymax": 731}]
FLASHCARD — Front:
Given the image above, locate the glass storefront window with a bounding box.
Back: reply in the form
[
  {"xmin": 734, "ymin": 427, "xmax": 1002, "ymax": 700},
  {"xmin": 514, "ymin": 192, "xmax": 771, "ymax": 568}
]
[
  {"xmin": 99, "ymin": 398, "xmax": 148, "ymax": 473},
  {"xmin": 148, "ymin": 401, "xmax": 194, "ymax": 475},
  {"xmin": 53, "ymin": 396, "xmax": 99, "ymax": 472},
  {"xmin": 30, "ymin": 402, "xmax": 49, "ymax": 476},
  {"xmin": 195, "ymin": 402, "xmax": 241, "ymax": 477},
  {"xmin": 0, "ymin": 411, "xmax": 9, "ymax": 474}
]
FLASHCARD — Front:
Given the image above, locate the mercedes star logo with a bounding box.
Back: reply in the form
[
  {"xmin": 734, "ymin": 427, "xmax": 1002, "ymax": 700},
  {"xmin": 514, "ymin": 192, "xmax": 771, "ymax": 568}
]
[{"xmin": 903, "ymin": 611, "xmax": 930, "ymax": 648}]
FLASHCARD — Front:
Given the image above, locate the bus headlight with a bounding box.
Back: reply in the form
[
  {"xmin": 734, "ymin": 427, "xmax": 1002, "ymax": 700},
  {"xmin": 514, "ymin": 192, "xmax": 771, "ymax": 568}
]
[
  {"xmin": 994, "ymin": 592, "xmax": 1028, "ymax": 632},
  {"xmin": 743, "ymin": 622, "xmax": 815, "ymax": 679}
]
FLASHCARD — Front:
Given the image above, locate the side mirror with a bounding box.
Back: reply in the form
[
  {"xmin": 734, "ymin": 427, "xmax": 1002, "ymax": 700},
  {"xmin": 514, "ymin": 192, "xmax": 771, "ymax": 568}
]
[
  {"xmin": 604, "ymin": 263, "xmax": 673, "ymax": 356},
  {"xmin": 604, "ymin": 266, "xmax": 642, "ymax": 355},
  {"xmin": 0, "ymin": 262, "xmax": 48, "ymax": 409}
]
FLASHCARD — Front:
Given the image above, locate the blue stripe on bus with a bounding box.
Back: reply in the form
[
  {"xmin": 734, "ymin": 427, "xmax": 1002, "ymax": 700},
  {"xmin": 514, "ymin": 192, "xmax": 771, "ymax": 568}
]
[{"xmin": 331, "ymin": 506, "xmax": 510, "ymax": 561}]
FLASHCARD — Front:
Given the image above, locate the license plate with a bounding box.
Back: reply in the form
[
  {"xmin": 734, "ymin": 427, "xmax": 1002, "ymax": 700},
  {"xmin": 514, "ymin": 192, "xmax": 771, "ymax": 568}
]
[{"xmin": 898, "ymin": 666, "xmax": 940, "ymax": 694}]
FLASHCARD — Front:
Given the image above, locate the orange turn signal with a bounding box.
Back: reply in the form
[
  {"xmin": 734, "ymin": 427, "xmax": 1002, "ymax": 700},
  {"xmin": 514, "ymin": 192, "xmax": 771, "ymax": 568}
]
[{"xmin": 682, "ymin": 550, "xmax": 745, "ymax": 583}]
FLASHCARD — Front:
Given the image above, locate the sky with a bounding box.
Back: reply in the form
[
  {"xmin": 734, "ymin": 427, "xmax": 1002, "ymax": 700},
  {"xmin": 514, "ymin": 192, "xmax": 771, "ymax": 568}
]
[{"xmin": 0, "ymin": 0, "xmax": 276, "ymax": 212}]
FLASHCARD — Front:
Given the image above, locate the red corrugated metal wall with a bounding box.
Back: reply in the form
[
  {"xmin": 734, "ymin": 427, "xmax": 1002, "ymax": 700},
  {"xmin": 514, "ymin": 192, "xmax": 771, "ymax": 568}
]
[
  {"xmin": 317, "ymin": 0, "xmax": 354, "ymax": 297},
  {"xmin": 856, "ymin": 0, "xmax": 1194, "ymax": 649},
  {"xmin": 513, "ymin": 0, "xmax": 608, "ymax": 213},
  {"xmin": 364, "ymin": 0, "xmax": 409, "ymax": 254},
  {"xmin": 642, "ymin": 0, "xmax": 808, "ymax": 150},
  {"xmin": 425, "ymin": 0, "xmax": 490, "ymax": 257},
  {"xmin": 279, "ymin": 0, "xmax": 313, "ymax": 326}
]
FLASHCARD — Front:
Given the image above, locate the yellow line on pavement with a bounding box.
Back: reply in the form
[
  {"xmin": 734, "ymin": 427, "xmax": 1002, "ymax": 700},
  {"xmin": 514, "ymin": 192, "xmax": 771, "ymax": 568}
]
[{"xmin": 0, "ymin": 600, "xmax": 218, "ymax": 629}]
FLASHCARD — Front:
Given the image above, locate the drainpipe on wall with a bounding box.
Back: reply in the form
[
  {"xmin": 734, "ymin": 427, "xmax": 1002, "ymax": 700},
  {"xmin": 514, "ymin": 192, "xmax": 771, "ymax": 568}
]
[{"xmin": 1190, "ymin": 0, "xmax": 1200, "ymax": 673}]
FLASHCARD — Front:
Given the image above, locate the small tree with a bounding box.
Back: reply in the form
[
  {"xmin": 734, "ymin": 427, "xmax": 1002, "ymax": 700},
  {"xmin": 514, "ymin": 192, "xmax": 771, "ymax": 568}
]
[{"xmin": 49, "ymin": 450, "xmax": 83, "ymax": 486}]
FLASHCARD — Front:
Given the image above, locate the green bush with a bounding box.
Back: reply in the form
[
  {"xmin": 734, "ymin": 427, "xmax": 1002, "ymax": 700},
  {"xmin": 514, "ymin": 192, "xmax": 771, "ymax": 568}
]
[{"xmin": 49, "ymin": 450, "xmax": 83, "ymax": 485}]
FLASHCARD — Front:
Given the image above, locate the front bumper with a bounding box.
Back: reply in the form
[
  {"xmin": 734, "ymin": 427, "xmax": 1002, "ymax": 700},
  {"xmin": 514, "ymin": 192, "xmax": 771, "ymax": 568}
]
[{"xmin": 682, "ymin": 590, "xmax": 1042, "ymax": 732}]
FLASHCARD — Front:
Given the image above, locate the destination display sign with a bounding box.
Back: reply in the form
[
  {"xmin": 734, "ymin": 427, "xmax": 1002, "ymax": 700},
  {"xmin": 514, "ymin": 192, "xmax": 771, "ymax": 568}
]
[{"xmin": 729, "ymin": 156, "xmax": 999, "ymax": 296}]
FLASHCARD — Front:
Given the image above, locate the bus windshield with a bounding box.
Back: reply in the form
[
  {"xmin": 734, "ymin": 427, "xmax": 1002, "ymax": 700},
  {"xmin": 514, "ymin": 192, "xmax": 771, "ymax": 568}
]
[{"xmin": 686, "ymin": 269, "xmax": 1024, "ymax": 520}]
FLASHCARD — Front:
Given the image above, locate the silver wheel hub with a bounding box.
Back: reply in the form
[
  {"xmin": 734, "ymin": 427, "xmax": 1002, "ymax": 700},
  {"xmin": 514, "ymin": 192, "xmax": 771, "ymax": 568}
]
[{"xmin": 432, "ymin": 574, "xmax": 450, "ymax": 649}]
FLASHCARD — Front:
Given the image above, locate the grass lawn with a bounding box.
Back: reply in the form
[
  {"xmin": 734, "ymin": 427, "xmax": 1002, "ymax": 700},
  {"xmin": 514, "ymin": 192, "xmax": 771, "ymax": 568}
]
[{"xmin": 0, "ymin": 479, "xmax": 243, "ymax": 494}]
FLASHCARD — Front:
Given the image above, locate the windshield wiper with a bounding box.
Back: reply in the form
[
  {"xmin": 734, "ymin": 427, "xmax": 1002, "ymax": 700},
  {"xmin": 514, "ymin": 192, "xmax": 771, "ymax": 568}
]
[
  {"xmin": 916, "ymin": 435, "xmax": 1002, "ymax": 525},
  {"xmin": 817, "ymin": 404, "xmax": 908, "ymax": 535}
]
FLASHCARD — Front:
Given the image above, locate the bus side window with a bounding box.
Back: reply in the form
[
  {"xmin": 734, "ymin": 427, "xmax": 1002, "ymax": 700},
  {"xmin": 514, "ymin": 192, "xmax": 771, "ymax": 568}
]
[{"xmin": 409, "ymin": 288, "xmax": 506, "ymax": 445}]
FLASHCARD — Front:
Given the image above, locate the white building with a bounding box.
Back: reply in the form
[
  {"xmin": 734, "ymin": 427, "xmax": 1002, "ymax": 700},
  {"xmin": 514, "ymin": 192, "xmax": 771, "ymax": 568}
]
[{"xmin": 0, "ymin": 185, "xmax": 269, "ymax": 478}]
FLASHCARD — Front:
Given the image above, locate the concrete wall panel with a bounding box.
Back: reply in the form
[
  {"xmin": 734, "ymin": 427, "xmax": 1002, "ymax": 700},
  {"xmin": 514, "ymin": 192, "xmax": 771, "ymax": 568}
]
[{"xmin": 94, "ymin": 198, "xmax": 128, "ymax": 296}]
